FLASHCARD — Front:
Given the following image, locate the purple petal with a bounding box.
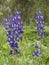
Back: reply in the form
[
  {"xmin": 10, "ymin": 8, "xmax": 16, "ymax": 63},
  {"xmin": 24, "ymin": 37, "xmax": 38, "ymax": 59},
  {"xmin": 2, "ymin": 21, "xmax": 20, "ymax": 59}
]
[
  {"xmin": 14, "ymin": 49, "xmax": 20, "ymax": 54},
  {"xmin": 9, "ymin": 50, "xmax": 12, "ymax": 55}
]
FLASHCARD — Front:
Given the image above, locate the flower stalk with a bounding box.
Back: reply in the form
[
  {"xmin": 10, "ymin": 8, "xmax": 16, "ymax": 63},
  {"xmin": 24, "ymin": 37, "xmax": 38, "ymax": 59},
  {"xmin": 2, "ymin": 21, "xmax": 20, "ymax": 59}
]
[{"xmin": 5, "ymin": 8, "xmax": 24, "ymax": 55}]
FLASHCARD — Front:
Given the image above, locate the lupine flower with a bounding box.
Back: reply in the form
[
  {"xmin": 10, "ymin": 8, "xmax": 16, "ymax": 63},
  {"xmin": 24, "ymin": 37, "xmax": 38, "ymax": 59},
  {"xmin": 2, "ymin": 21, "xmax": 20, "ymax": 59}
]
[
  {"xmin": 5, "ymin": 9, "xmax": 24, "ymax": 55},
  {"xmin": 33, "ymin": 11, "xmax": 45, "ymax": 57},
  {"xmin": 9, "ymin": 49, "xmax": 20, "ymax": 55},
  {"xmin": 36, "ymin": 11, "xmax": 42, "ymax": 15},
  {"xmin": 33, "ymin": 50, "xmax": 41, "ymax": 56},
  {"xmin": 33, "ymin": 43, "xmax": 41, "ymax": 56},
  {"xmin": 36, "ymin": 10, "xmax": 46, "ymax": 39},
  {"xmin": 35, "ymin": 43, "xmax": 39, "ymax": 48}
]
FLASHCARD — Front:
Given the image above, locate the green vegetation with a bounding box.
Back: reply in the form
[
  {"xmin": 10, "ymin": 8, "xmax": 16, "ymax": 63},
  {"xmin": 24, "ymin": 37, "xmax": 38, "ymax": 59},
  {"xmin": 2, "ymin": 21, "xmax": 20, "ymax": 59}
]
[
  {"xmin": 0, "ymin": 0, "xmax": 49, "ymax": 65},
  {"xmin": 0, "ymin": 24, "xmax": 49, "ymax": 65}
]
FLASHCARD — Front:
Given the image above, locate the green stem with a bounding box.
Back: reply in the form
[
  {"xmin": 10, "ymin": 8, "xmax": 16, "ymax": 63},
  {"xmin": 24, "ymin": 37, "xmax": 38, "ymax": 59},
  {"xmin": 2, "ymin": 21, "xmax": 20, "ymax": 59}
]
[{"xmin": 12, "ymin": 55, "xmax": 18, "ymax": 65}]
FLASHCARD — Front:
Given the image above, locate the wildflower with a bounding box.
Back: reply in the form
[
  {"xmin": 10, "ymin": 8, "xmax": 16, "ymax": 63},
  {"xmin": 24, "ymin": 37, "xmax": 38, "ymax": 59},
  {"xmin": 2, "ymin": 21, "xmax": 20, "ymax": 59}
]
[
  {"xmin": 36, "ymin": 10, "xmax": 46, "ymax": 39},
  {"xmin": 33, "ymin": 50, "xmax": 41, "ymax": 56},
  {"xmin": 5, "ymin": 8, "xmax": 24, "ymax": 55},
  {"xmin": 33, "ymin": 43, "xmax": 41, "ymax": 56}
]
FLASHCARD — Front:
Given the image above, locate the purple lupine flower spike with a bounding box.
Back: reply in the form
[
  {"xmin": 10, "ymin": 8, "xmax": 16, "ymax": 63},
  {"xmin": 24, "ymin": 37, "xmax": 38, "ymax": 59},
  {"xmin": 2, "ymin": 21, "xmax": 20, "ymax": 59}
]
[
  {"xmin": 33, "ymin": 10, "xmax": 45, "ymax": 57},
  {"xmin": 5, "ymin": 8, "xmax": 24, "ymax": 55},
  {"xmin": 36, "ymin": 10, "xmax": 46, "ymax": 39}
]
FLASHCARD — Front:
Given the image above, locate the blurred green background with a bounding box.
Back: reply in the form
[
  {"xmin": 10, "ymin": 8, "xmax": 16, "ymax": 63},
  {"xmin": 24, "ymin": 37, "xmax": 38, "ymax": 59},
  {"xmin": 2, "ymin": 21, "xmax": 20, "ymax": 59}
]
[{"xmin": 0, "ymin": 0, "xmax": 49, "ymax": 65}]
